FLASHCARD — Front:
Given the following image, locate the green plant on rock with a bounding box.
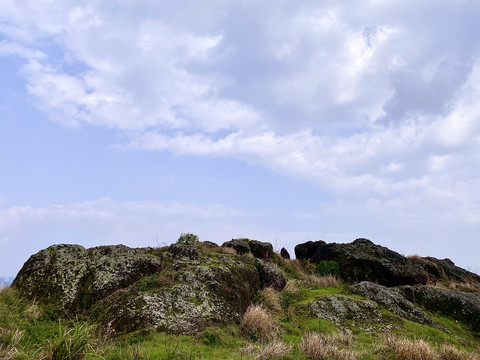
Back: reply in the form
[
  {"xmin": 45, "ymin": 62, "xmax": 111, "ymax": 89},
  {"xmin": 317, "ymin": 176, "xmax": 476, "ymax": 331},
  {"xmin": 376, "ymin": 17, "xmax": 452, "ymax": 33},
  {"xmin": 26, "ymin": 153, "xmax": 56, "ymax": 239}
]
[{"xmin": 177, "ymin": 233, "xmax": 200, "ymax": 245}]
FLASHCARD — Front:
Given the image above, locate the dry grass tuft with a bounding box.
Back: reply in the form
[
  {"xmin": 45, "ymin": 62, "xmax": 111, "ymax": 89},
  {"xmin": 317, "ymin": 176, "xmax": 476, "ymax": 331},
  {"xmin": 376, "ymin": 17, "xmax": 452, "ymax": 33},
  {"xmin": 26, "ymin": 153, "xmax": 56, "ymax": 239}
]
[
  {"xmin": 302, "ymin": 274, "xmax": 342, "ymax": 289},
  {"xmin": 300, "ymin": 332, "xmax": 356, "ymax": 360},
  {"xmin": 242, "ymin": 340, "xmax": 293, "ymax": 360},
  {"xmin": 383, "ymin": 335, "xmax": 438, "ymax": 360},
  {"xmin": 438, "ymin": 282, "xmax": 480, "ymax": 293},
  {"xmin": 261, "ymin": 287, "xmax": 282, "ymax": 314},
  {"xmin": 241, "ymin": 305, "xmax": 278, "ymax": 342},
  {"xmin": 218, "ymin": 246, "xmax": 237, "ymax": 255},
  {"xmin": 439, "ymin": 344, "xmax": 479, "ymax": 360},
  {"xmin": 283, "ymin": 279, "xmax": 300, "ymax": 294}
]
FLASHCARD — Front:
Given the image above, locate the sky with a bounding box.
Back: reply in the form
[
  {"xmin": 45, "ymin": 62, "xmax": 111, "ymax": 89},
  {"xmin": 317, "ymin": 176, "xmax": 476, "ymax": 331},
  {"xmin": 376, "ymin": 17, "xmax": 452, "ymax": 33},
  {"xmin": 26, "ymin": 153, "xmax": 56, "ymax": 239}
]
[{"xmin": 1, "ymin": 0, "xmax": 480, "ymax": 277}]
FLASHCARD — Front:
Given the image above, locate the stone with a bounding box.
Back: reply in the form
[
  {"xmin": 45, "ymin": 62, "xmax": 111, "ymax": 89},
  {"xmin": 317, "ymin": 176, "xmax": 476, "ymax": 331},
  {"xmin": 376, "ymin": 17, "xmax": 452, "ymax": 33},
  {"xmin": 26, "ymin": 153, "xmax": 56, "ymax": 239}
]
[
  {"xmin": 256, "ymin": 259, "xmax": 286, "ymax": 291},
  {"xmin": 310, "ymin": 295, "xmax": 398, "ymax": 332},
  {"xmin": 295, "ymin": 239, "xmax": 428, "ymax": 286},
  {"xmin": 349, "ymin": 281, "xmax": 441, "ymax": 329},
  {"xmin": 398, "ymin": 285, "xmax": 480, "ymax": 331},
  {"xmin": 249, "ymin": 240, "xmax": 274, "ymax": 260},
  {"xmin": 12, "ymin": 242, "xmax": 261, "ymax": 334},
  {"xmin": 280, "ymin": 247, "xmax": 290, "ymax": 260},
  {"xmin": 221, "ymin": 239, "xmax": 251, "ymax": 255}
]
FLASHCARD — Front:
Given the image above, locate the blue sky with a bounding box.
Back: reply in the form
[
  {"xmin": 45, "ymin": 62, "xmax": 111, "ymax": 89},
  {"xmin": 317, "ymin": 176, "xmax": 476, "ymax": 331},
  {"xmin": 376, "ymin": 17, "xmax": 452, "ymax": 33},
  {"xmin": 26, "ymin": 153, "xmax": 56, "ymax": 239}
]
[{"xmin": 1, "ymin": 0, "xmax": 480, "ymax": 276}]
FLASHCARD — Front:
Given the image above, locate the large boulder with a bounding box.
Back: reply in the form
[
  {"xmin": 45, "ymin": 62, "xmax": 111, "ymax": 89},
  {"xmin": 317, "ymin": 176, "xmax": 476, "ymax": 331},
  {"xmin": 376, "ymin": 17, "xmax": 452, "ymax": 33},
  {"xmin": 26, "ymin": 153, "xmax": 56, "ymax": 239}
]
[
  {"xmin": 398, "ymin": 285, "xmax": 480, "ymax": 331},
  {"xmin": 222, "ymin": 239, "xmax": 251, "ymax": 255},
  {"xmin": 12, "ymin": 244, "xmax": 163, "ymax": 310},
  {"xmin": 349, "ymin": 281, "xmax": 440, "ymax": 329},
  {"xmin": 12, "ymin": 243, "xmax": 261, "ymax": 334},
  {"xmin": 295, "ymin": 238, "xmax": 428, "ymax": 286}
]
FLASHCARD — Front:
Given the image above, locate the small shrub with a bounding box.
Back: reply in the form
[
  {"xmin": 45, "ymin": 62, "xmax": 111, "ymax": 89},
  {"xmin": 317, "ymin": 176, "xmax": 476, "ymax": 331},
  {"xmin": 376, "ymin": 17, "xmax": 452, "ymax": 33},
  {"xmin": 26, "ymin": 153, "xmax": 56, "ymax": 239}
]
[
  {"xmin": 242, "ymin": 340, "xmax": 293, "ymax": 360},
  {"xmin": 202, "ymin": 330, "xmax": 221, "ymax": 347},
  {"xmin": 241, "ymin": 305, "xmax": 277, "ymax": 342},
  {"xmin": 314, "ymin": 261, "xmax": 340, "ymax": 276},
  {"xmin": 177, "ymin": 233, "xmax": 199, "ymax": 245}
]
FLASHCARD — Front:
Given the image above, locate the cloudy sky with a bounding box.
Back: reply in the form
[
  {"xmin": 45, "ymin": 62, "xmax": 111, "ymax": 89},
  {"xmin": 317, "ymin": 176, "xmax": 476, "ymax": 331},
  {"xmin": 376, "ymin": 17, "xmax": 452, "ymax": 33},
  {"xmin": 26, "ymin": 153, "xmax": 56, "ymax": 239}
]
[{"xmin": 1, "ymin": 0, "xmax": 480, "ymax": 277}]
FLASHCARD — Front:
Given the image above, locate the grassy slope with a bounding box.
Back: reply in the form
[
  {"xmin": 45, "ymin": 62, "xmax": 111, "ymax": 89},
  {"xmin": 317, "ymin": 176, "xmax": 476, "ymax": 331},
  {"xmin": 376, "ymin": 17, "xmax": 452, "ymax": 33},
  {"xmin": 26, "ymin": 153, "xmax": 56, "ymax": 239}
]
[{"xmin": 1, "ymin": 251, "xmax": 479, "ymax": 360}]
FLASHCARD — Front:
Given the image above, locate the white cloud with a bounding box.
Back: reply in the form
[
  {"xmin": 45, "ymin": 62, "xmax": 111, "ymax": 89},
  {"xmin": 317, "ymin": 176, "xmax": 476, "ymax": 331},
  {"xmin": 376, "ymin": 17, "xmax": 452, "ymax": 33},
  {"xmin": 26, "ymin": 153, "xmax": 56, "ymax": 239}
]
[{"xmin": 1, "ymin": 0, "xmax": 480, "ymax": 273}]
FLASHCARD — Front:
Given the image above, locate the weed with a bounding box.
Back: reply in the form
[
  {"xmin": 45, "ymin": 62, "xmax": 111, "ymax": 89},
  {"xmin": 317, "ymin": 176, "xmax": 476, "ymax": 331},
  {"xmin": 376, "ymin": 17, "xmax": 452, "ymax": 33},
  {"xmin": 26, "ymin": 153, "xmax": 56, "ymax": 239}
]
[{"xmin": 44, "ymin": 320, "xmax": 94, "ymax": 360}]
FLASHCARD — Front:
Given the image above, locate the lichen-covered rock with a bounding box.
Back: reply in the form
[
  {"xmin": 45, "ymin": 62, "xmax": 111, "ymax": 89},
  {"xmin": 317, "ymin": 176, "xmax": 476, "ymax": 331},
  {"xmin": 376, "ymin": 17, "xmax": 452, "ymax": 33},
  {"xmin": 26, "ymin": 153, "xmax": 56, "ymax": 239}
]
[
  {"xmin": 398, "ymin": 285, "xmax": 480, "ymax": 331},
  {"xmin": 349, "ymin": 282, "xmax": 441, "ymax": 329},
  {"xmin": 12, "ymin": 244, "xmax": 162, "ymax": 309},
  {"xmin": 256, "ymin": 260, "xmax": 286, "ymax": 291},
  {"xmin": 295, "ymin": 238, "xmax": 428, "ymax": 286},
  {"xmin": 310, "ymin": 295, "xmax": 399, "ymax": 332},
  {"xmin": 99, "ymin": 257, "xmax": 260, "ymax": 334},
  {"xmin": 12, "ymin": 242, "xmax": 261, "ymax": 335}
]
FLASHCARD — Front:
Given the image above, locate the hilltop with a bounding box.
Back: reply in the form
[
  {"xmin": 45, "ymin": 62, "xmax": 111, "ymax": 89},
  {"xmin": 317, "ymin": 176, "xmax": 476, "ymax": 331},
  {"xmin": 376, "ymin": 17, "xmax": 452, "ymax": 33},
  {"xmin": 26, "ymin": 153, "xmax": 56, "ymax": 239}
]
[{"xmin": 1, "ymin": 236, "xmax": 479, "ymax": 359}]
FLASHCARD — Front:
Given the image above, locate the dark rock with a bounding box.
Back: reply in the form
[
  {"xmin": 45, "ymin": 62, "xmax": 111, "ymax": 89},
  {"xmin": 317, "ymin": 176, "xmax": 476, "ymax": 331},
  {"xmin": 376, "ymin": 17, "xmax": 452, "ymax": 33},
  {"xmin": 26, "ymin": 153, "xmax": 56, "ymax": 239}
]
[
  {"xmin": 349, "ymin": 282, "xmax": 441, "ymax": 329},
  {"xmin": 280, "ymin": 247, "xmax": 290, "ymax": 260},
  {"xmin": 249, "ymin": 240, "xmax": 274, "ymax": 260},
  {"xmin": 222, "ymin": 239, "xmax": 251, "ymax": 255},
  {"xmin": 423, "ymin": 257, "xmax": 480, "ymax": 286},
  {"xmin": 398, "ymin": 285, "xmax": 480, "ymax": 331},
  {"xmin": 295, "ymin": 239, "xmax": 428, "ymax": 286},
  {"xmin": 256, "ymin": 260, "xmax": 286, "ymax": 291}
]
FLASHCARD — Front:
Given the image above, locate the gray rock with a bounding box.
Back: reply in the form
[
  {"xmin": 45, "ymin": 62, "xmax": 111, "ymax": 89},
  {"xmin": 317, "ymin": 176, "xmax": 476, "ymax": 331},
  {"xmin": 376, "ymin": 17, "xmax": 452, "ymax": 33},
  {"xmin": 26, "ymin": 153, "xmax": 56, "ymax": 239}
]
[
  {"xmin": 310, "ymin": 295, "xmax": 398, "ymax": 332},
  {"xmin": 349, "ymin": 282, "xmax": 441, "ymax": 329},
  {"xmin": 398, "ymin": 285, "xmax": 480, "ymax": 331},
  {"xmin": 256, "ymin": 259, "xmax": 286, "ymax": 291}
]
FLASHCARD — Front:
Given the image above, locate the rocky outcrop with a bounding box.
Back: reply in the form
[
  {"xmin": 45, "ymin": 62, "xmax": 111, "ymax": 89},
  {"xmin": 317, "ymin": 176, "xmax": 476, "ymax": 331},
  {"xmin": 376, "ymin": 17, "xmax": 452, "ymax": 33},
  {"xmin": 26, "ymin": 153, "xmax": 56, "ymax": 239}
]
[
  {"xmin": 222, "ymin": 239, "xmax": 274, "ymax": 260},
  {"xmin": 398, "ymin": 285, "xmax": 480, "ymax": 331},
  {"xmin": 295, "ymin": 239, "xmax": 429, "ymax": 286},
  {"xmin": 349, "ymin": 282, "xmax": 440, "ymax": 328},
  {"xmin": 12, "ymin": 242, "xmax": 274, "ymax": 334}
]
